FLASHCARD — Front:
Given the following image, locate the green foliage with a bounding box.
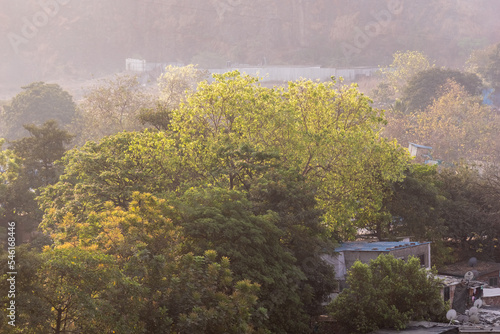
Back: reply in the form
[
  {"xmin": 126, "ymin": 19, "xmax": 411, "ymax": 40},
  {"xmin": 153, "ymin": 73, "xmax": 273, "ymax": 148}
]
[
  {"xmin": 1, "ymin": 82, "xmax": 76, "ymax": 140},
  {"xmin": 38, "ymin": 131, "xmax": 185, "ymax": 233},
  {"xmin": 411, "ymin": 80, "xmax": 499, "ymax": 163},
  {"xmin": 0, "ymin": 246, "xmax": 141, "ymax": 334},
  {"xmin": 157, "ymin": 64, "xmax": 208, "ymax": 109},
  {"xmin": 329, "ymin": 254, "xmax": 447, "ymax": 333},
  {"xmin": 175, "ymin": 186, "xmax": 309, "ymax": 334},
  {"xmin": 375, "ymin": 50, "xmax": 433, "ymax": 101},
  {"xmin": 138, "ymin": 101, "xmax": 173, "ymax": 131},
  {"xmin": 37, "ymin": 71, "xmax": 413, "ymax": 332},
  {"xmin": 0, "ymin": 121, "xmax": 73, "ymax": 242},
  {"xmin": 437, "ymin": 167, "xmax": 499, "ymax": 260},
  {"xmin": 248, "ymin": 171, "xmax": 336, "ymax": 315},
  {"xmin": 0, "ymin": 139, "xmax": 20, "ymax": 216},
  {"xmin": 40, "ymin": 192, "xmax": 261, "ymax": 334},
  {"xmin": 401, "ymin": 68, "xmax": 483, "ymax": 112},
  {"xmin": 173, "ymin": 71, "xmax": 409, "ymax": 239},
  {"xmin": 381, "ymin": 164, "xmax": 453, "ymax": 267}
]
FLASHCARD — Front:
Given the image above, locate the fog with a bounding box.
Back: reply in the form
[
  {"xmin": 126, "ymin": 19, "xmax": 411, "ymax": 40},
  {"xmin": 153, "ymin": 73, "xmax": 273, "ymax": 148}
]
[{"xmin": 1, "ymin": 0, "xmax": 500, "ymax": 99}]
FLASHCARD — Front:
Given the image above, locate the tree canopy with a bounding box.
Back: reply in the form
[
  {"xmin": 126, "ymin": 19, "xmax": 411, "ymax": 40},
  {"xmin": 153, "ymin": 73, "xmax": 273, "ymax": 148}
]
[
  {"xmin": 401, "ymin": 67, "xmax": 483, "ymax": 112},
  {"xmin": 328, "ymin": 254, "xmax": 446, "ymax": 333},
  {"xmin": 32, "ymin": 71, "xmax": 414, "ymax": 332},
  {"xmin": 1, "ymin": 82, "xmax": 77, "ymax": 140}
]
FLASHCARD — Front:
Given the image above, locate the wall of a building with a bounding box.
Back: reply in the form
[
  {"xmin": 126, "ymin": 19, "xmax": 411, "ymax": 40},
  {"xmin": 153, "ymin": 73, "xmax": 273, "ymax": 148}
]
[{"xmin": 390, "ymin": 244, "xmax": 431, "ymax": 269}]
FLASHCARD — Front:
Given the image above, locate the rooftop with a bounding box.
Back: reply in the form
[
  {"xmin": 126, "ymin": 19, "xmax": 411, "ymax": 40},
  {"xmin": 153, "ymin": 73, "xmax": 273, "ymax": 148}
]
[
  {"xmin": 409, "ymin": 142, "xmax": 433, "ymax": 150},
  {"xmin": 438, "ymin": 261, "xmax": 500, "ymax": 278},
  {"xmin": 335, "ymin": 241, "xmax": 430, "ymax": 252}
]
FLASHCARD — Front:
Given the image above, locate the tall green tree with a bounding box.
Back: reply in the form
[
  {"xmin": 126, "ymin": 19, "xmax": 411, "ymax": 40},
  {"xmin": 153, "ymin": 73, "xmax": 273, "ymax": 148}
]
[
  {"xmin": 0, "ymin": 121, "xmax": 73, "ymax": 242},
  {"xmin": 0, "ymin": 246, "xmax": 142, "ymax": 334},
  {"xmin": 172, "ymin": 71, "xmax": 409, "ymax": 239},
  {"xmin": 174, "ymin": 186, "xmax": 309, "ymax": 334},
  {"xmin": 248, "ymin": 171, "xmax": 337, "ymax": 316},
  {"xmin": 437, "ymin": 167, "xmax": 498, "ymax": 260},
  {"xmin": 401, "ymin": 68, "xmax": 483, "ymax": 112},
  {"xmin": 1, "ymin": 82, "xmax": 76, "ymax": 140},
  {"xmin": 374, "ymin": 50, "xmax": 433, "ymax": 102}
]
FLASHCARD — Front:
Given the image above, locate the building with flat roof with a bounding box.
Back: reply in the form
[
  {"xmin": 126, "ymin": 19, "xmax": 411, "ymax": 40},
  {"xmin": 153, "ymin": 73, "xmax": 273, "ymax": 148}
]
[{"xmin": 322, "ymin": 240, "xmax": 432, "ymax": 285}]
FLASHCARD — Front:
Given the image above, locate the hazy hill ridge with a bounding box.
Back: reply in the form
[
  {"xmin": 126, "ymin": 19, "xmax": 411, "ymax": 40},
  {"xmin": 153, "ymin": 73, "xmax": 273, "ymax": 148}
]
[{"xmin": 1, "ymin": 0, "xmax": 499, "ymax": 86}]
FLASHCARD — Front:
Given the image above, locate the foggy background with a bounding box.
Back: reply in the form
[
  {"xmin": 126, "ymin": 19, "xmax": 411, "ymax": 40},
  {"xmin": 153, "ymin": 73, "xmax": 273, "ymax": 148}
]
[{"xmin": 1, "ymin": 0, "xmax": 500, "ymax": 99}]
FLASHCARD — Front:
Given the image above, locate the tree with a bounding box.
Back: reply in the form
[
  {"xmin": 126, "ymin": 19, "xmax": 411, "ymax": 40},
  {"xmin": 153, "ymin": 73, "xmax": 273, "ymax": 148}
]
[
  {"xmin": 0, "ymin": 139, "xmax": 20, "ymax": 210},
  {"xmin": 174, "ymin": 186, "xmax": 309, "ymax": 334},
  {"xmin": 380, "ymin": 164, "xmax": 453, "ymax": 267},
  {"xmin": 136, "ymin": 65, "xmax": 208, "ymax": 131},
  {"xmin": 1, "ymin": 82, "xmax": 77, "ymax": 140},
  {"xmin": 411, "ymin": 80, "xmax": 500, "ymax": 163},
  {"xmin": 40, "ymin": 192, "xmax": 262, "ymax": 334},
  {"xmin": 157, "ymin": 64, "xmax": 208, "ymax": 110},
  {"xmin": 0, "ymin": 246, "xmax": 142, "ymax": 334},
  {"xmin": 77, "ymin": 74, "xmax": 155, "ymax": 143},
  {"xmin": 374, "ymin": 50, "xmax": 433, "ymax": 102},
  {"xmin": 138, "ymin": 101, "xmax": 173, "ymax": 131},
  {"xmin": 248, "ymin": 171, "xmax": 337, "ymax": 316},
  {"xmin": 0, "ymin": 121, "xmax": 73, "ymax": 242},
  {"xmin": 328, "ymin": 254, "xmax": 446, "ymax": 333},
  {"xmin": 466, "ymin": 42, "xmax": 500, "ymax": 91},
  {"xmin": 172, "ymin": 71, "xmax": 409, "ymax": 239},
  {"xmin": 38, "ymin": 131, "xmax": 188, "ymax": 234},
  {"xmin": 437, "ymin": 167, "xmax": 499, "ymax": 260},
  {"xmin": 38, "ymin": 72, "xmax": 411, "ymax": 332},
  {"xmin": 401, "ymin": 68, "xmax": 483, "ymax": 112}
]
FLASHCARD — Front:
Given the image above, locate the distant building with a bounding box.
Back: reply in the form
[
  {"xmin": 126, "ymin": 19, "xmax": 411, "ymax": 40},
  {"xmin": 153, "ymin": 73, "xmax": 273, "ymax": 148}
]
[
  {"xmin": 322, "ymin": 240, "xmax": 431, "ymax": 291},
  {"xmin": 437, "ymin": 260, "xmax": 498, "ymax": 313},
  {"xmin": 408, "ymin": 142, "xmax": 438, "ymax": 164}
]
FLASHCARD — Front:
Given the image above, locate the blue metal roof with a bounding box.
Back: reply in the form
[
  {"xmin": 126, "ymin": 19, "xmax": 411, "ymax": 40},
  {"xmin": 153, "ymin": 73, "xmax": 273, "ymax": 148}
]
[
  {"xmin": 335, "ymin": 241, "xmax": 430, "ymax": 252},
  {"xmin": 409, "ymin": 143, "xmax": 433, "ymax": 150}
]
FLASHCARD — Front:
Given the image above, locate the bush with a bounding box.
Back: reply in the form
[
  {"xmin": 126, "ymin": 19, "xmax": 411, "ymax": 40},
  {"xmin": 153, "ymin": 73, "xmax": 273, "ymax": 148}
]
[{"xmin": 328, "ymin": 254, "xmax": 447, "ymax": 333}]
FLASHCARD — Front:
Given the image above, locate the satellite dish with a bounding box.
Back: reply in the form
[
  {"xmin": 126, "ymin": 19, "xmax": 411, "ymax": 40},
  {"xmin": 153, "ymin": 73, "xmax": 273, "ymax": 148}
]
[
  {"xmin": 464, "ymin": 271, "xmax": 474, "ymax": 281},
  {"xmin": 468, "ymin": 257, "xmax": 478, "ymax": 267},
  {"xmin": 469, "ymin": 306, "xmax": 478, "ymax": 316},
  {"xmin": 446, "ymin": 309, "xmax": 457, "ymax": 321},
  {"xmin": 474, "ymin": 299, "xmax": 483, "ymax": 308}
]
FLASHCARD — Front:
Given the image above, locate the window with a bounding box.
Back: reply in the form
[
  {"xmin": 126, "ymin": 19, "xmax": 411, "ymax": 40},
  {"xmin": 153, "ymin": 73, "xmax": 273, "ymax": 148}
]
[
  {"xmin": 443, "ymin": 286, "xmax": 450, "ymax": 302},
  {"xmin": 489, "ymin": 277, "xmax": 498, "ymax": 287},
  {"xmin": 418, "ymin": 254, "xmax": 425, "ymax": 267}
]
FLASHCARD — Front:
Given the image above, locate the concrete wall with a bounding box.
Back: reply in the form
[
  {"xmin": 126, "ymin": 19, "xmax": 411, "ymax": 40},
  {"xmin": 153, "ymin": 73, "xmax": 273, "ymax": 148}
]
[
  {"xmin": 390, "ymin": 243, "xmax": 431, "ymax": 269},
  {"xmin": 342, "ymin": 251, "xmax": 383, "ymax": 272},
  {"xmin": 340, "ymin": 244, "xmax": 431, "ymax": 274},
  {"xmin": 321, "ymin": 252, "xmax": 347, "ymax": 280}
]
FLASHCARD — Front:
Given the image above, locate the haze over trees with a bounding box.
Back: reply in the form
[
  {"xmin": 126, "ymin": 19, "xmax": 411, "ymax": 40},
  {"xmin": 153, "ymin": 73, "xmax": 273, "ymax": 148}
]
[
  {"xmin": 2, "ymin": 50, "xmax": 500, "ymax": 330},
  {"xmin": 1, "ymin": 2, "xmax": 500, "ymax": 330},
  {"xmin": 1, "ymin": 0, "xmax": 500, "ymax": 89}
]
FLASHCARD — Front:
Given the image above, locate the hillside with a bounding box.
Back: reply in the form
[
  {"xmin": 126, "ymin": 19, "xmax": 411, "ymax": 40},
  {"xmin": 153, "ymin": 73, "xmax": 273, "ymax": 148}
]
[{"xmin": 1, "ymin": 0, "xmax": 500, "ymax": 90}]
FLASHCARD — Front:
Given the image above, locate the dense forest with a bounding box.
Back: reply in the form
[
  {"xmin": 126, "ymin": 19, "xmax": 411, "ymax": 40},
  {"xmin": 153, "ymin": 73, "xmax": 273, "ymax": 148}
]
[{"xmin": 1, "ymin": 1, "xmax": 500, "ymax": 333}]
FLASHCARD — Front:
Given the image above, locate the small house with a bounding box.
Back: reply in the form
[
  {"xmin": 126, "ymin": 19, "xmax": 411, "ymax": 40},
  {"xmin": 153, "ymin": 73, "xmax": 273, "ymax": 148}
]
[{"xmin": 322, "ymin": 240, "xmax": 431, "ymax": 290}]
